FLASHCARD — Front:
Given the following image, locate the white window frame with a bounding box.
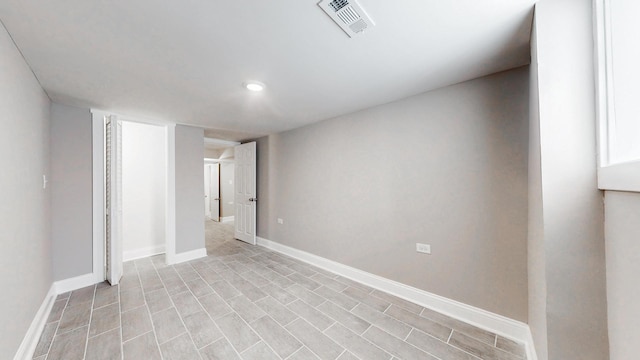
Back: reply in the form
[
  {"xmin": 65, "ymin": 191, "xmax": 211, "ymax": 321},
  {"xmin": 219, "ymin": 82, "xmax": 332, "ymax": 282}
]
[{"xmin": 594, "ymin": 0, "xmax": 640, "ymax": 192}]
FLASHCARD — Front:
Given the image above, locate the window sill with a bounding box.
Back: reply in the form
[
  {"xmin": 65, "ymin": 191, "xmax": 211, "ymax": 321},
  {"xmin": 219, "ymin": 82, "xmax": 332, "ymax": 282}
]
[{"xmin": 598, "ymin": 160, "xmax": 640, "ymax": 193}]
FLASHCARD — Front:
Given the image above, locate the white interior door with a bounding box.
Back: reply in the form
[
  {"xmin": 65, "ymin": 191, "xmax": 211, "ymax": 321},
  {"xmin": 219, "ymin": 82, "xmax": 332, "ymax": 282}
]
[
  {"xmin": 204, "ymin": 164, "xmax": 211, "ymax": 218},
  {"xmin": 105, "ymin": 115, "xmax": 123, "ymax": 285},
  {"xmin": 234, "ymin": 142, "xmax": 256, "ymax": 244},
  {"xmin": 211, "ymin": 163, "xmax": 220, "ymax": 222}
]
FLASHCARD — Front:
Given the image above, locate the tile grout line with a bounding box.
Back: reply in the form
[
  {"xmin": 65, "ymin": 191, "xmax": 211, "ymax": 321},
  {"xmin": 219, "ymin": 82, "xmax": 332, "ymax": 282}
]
[
  {"xmin": 154, "ymin": 261, "xmax": 202, "ymax": 359},
  {"xmin": 224, "ymin": 254, "xmax": 340, "ymax": 358},
  {"xmin": 139, "ymin": 260, "xmax": 167, "ymax": 360},
  {"xmin": 174, "ymin": 260, "xmax": 245, "ymax": 359},
  {"xmin": 218, "ymin": 284, "xmax": 294, "ymax": 358},
  {"xmin": 41, "ymin": 296, "xmax": 69, "ymax": 358},
  {"xmin": 404, "ymin": 327, "xmax": 414, "ymax": 342},
  {"xmin": 82, "ymin": 285, "xmax": 98, "ymax": 360}
]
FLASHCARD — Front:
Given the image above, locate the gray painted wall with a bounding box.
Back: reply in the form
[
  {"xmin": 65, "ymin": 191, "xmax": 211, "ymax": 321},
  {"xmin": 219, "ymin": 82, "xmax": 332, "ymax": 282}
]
[
  {"xmin": 51, "ymin": 104, "xmax": 93, "ymax": 281},
  {"xmin": 531, "ymin": 1, "xmax": 609, "ymax": 359},
  {"xmin": 175, "ymin": 125, "xmax": 206, "ymax": 253},
  {"xmin": 605, "ymin": 191, "xmax": 640, "ymax": 360},
  {"xmin": 0, "ymin": 22, "xmax": 52, "ymax": 356},
  {"xmin": 257, "ymin": 67, "xmax": 530, "ymax": 321}
]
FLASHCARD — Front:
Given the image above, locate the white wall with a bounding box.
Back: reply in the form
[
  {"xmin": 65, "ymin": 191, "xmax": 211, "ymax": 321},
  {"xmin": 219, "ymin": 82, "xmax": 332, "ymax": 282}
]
[
  {"xmin": 175, "ymin": 125, "xmax": 205, "ymax": 253},
  {"xmin": 527, "ymin": 14, "xmax": 548, "ymax": 359},
  {"xmin": 257, "ymin": 66, "xmax": 530, "ymax": 321},
  {"xmin": 0, "ymin": 22, "xmax": 52, "ymax": 356},
  {"xmin": 122, "ymin": 121, "xmax": 166, "ymax": 259},
  {"xmin": 605, "ymin": 191, "xmax": 640, "ymax": 360},
  {"xmin": 51, "ymin": 104, "xmax": 93, "ymax": 280},
  {"xmin": 530, "ymin": 1, "xmax": 609, "ymax": 359},
  {"xmin": 609, "ymin": 0, "xmax": 640, "ymax": 163},
  {"xmin": 220, "ymin": 162, "xmax": 234, "ymax": 217}
]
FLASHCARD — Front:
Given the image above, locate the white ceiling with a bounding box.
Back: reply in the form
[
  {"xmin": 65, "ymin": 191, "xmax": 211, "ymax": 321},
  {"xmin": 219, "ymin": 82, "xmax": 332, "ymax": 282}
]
[{"xmin": 0, "ymin": 0, "xmax": 535, "ymax": 141}]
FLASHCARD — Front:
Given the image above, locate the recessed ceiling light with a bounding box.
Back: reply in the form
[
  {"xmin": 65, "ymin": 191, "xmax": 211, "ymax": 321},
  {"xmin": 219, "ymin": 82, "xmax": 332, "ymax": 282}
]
[{"xmin": 244, "ymin": 81, "xmax": 265, "ymax": 92}]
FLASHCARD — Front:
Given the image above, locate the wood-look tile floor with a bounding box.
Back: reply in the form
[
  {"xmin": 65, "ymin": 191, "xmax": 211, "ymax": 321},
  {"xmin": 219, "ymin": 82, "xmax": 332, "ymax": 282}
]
[{"xmin": 33, "ymin": 223, "xmax": 526, "ymax": 360}]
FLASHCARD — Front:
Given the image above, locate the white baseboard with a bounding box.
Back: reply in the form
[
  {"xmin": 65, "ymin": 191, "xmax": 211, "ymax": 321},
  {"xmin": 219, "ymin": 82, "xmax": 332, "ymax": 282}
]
[
  {"xmin": 171, "ymin": 248, "xmax": 207, "ymax": 265},
  {"xmin": 221, "ymin": 216, "xmax": 234, "ymax": 223},
  {"xmin": 54, "ymin": 273, "xmax": 100, "ymax": 294},
  {"xmin": 123, "ymin": 245, "xmax": 166, "ymax": 262},
  {"xmin": 256, "ymin": 237, "xmax": 537, "ymax": 360},
  {"xmin": 13, "ymin": 284, "xmax": 56, "ymax": 360}
]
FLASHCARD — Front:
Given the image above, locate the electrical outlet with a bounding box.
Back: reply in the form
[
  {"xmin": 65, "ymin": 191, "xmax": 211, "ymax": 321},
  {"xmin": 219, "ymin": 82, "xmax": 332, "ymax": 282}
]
[
  {"xmin": 416, "ymin": 243, "xmax": 431, "ymax": 254},
  {"xmin": 277, "ymin": 218, "xmax": 284, "ymax": 224}
]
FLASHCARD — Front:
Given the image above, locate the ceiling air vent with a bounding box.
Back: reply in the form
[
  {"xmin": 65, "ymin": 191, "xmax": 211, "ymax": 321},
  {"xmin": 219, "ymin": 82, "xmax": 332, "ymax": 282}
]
[{"xmin": 318, "ymin": 0, "xmax": 375, "ymax": 38}]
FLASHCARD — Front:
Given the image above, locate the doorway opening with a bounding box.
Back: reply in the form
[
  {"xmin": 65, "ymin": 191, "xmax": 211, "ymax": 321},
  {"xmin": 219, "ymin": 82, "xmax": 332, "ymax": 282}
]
[
  {"xmin": 121, "ymin": 121, "xmax": 167, "ymax": 262},
  {"xmin": 203, "ymin": 138, "xmax": 238, "ymax": 254},
  {"xmin": 99, "ymin": 112, "xmax": 170, "ymax": 285}
]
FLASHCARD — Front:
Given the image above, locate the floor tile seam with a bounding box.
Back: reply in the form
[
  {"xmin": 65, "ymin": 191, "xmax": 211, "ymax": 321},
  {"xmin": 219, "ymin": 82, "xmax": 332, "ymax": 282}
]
[
  {"xmin": 446, "ymin": 331, "xmax": 499, "ymax": 360},
  {"xmin": 315, "ymin": 293, "xmax": 362, "ymax": 314},
  {"xmin": 365, "ymin": 325, "xmax": 437, "ymax": 360},
  {"xmin": 157, "ymin": 329, "xmax": 189, "ymax": 347},
  {"xmin": 238, "ymin": 339, "xmax": 286, "ymax": 360},
  {"xmin": 93, "ymin": 298, "xmax": 119, "ymax": 311},
  {"xmin": 192, "ymin": 329, "xmax": 225, "ymax": 351},
  {"xmin": 313, "ymin": 285, "xmax": 360, "ymax": 309},
  {"xmin": 383, "ymin": 305, "xmax": 437, "ymax": 334},
  {"xmin": 35, "ymin": 317, "xmax": 62, "ymax": 358},
  {"xmin": 294, "ymin": 303, "xmax": 368, "ymax": 341},
  {"xmin": 402, "ymin": 325, "xmax": 417, "ymax": 342},
  {"xmin": 409, "ymin": 327, "xmax": 482, "ymax": 360},
  {"xmin": 82, "ymin": 285, "xmax": 98, "ymax": 359},
  {"xmin": 324, "ymin": 322, "xmax": 395, "ymax": 360},
  {"xmin": 245, "ymin": 312, "xmax": 301, "ymax": 358},
  {"xmin": 88, "ymin": 322, "xmax": 120, "ymax": 340},
  {"xmin": 200, "ymin": 312, "xmax": 243, "ymax": 359},
  {"xmin": 49, "ymin": 295, "xmax": 72, "ymax": 342},
  {"xmin": 139, "ymin": 264, "xmax": 166, "ymax": 359},
  {"xmin": 161, "ymin": 263, "xmax": 206, "ymax": 359},
  {"xmin": 120, "ymin": 329, "xmax": 153, "ymax": 345},
  {"xmin": 418, "ymin": 309, "xmax": 500, "ymax": 347},
  {"xmin": 282, "ymin": 345, "xmax": 306, "ymax": 360},
  {"xmin": 335, "ymin": 348, "xmax": 348, "ymax": 360},
  {"xmin": 280, "ymin": 318, "xmax": 335, "ymax": 360}
]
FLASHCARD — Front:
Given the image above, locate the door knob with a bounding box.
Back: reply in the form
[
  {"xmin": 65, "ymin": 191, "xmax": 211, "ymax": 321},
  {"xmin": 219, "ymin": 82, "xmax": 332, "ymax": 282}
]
[
  {"xmin": 214, "ymin": 198, "xmax": 220, "ymax": 201},
  {"xmin": 249, "ymin": 198, "xmax": 257, "ymax": 202}
]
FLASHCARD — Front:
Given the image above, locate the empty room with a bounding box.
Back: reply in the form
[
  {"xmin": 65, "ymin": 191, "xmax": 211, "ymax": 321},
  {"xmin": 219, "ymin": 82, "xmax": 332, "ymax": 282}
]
[{"xmin": 1, "ymin": 0, "xmax": 638, "ymax": 360}]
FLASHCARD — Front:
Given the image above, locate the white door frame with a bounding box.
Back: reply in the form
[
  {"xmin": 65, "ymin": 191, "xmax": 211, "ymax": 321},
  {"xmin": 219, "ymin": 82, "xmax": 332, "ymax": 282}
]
[{"xmin": 91, "ymin": 110, "xmax": 178, "ymax": 279}]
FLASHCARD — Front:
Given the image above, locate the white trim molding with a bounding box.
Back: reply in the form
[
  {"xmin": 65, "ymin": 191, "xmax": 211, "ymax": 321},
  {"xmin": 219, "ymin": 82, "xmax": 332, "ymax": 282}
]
[
  {"xmin": 598, "ymin": 159, "xmax": 640, "ymax": 192},
  {"xmin": 15, "ymin": 272, "xmax": 104, "ymax": 359},
  {"xmin": 221, "ymin": 216, "xmax": 235, "ymax": 223},
  {"xmin": 165, "ymin": 124, "xmax": 177, "ymax": 265},
  {"xmin": 54, "ymin": 273, "xmax": 99, "ymax": 294},
  {"xmin": 123, "ymin": 245, "xmax": 166, "ymax": 262},
  {"xmin": 171, "ymin": 248, "xmax": 207, "ymax": 265},
  {"xmin": 257, "ymin": 237, "xmax": 537, "ymax": 360},
  {"xmin": 13, "ymin": 285, "xmax": 56, "ymax": 360}
]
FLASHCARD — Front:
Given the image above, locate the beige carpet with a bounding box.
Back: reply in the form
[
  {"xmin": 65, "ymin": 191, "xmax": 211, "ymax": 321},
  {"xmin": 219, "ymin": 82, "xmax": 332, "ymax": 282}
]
[{"xmin": 205, "ymin": 219, "xmax": 248, "ymax": 256}]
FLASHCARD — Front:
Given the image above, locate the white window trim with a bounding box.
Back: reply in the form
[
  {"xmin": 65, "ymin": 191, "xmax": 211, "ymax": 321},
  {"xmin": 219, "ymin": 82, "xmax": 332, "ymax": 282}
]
[{"xmin": 594, "ymin": 0, "xmax": 640, "ymax": 192}]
